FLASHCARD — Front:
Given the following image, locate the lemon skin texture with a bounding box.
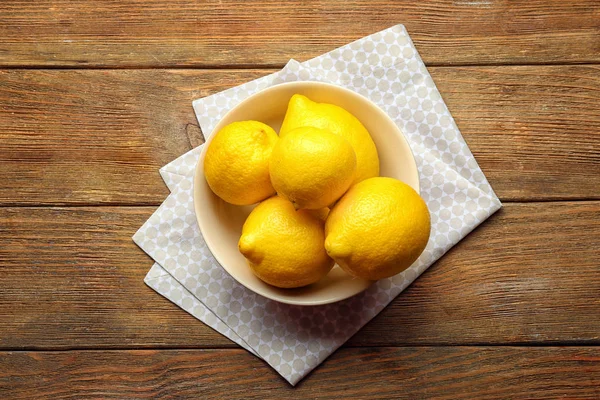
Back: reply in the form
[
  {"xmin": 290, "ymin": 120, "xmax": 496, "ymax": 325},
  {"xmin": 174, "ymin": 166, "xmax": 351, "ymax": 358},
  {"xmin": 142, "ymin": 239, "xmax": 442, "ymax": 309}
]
[
  {"xmin": 269, "ymin": 126, "xmax": 356, "ymax": 210},
  {"xmin": 239, "ymin": 196, "xmax": 334, "ymax": 288},
  {"xmin": 280, "ymin": 94, "xmax": 379, "ymax": 183},
  {"xmin": 204, "ymin": 120, "xmax": 278, "ymax": 205},
  {"xmin": 325, "ymin": 177, "xmax": 431, "ymax": 280}
]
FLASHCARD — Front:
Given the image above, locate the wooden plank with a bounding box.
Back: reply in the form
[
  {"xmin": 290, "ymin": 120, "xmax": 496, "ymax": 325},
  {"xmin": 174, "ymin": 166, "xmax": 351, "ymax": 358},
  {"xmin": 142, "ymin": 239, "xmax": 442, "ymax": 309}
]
[
  {"xmin": 0, "ymin": 206, "xmax": 235, "ymax": 349},
  {"xmin": 1, "ymin": 348, "xmax": 599, "ymax": 398},
  {"xmin": 349, "ymin": 201, "xmax": 600, "ymax": 346},
  {"xmin": 0, "ymin": 69, "xmax": 268, "ymax": 205},
  {"xmin": 436, "ymin": 65, "xmax": 600, "ymax": 201},
  {"xmin": 0, "ymin": 1, "xmax": 599, "ymax": 67},
  {"xmin": 0, "ymin": 202, "xmax": 598, "ymax": 349},
  {"xmin": 1, "ymin": 66, "xmax": 599, "ymax": 205}
]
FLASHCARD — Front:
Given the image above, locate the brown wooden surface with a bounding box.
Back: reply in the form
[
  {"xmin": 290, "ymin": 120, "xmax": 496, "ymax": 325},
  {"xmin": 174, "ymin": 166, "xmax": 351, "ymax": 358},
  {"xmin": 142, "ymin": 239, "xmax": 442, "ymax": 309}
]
[
  {"xmin": 2, "ymin": 348, "xmax": 600, "ymax": 399},
  {"xmin": 1, "ymin": 66, "xmax": 599, "ymax": 206},
  {"xmin": 1, "ymin": 202, "xmax": 599, "ymax": 349},
  {"xmin": 1, "ymin": 0, "xmax": 599, "ymax": 398},
  {"xmin": 1, "ymin": 0, "xmax": 599, "ymax": 67}
]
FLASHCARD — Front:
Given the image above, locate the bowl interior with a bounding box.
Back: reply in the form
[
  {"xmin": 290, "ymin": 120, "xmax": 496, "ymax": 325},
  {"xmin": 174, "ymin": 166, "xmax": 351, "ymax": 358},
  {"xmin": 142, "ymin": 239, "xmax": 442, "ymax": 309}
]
[{"xmin": 194, "ymin": 81, "xmax": 419, "ymax": 306}]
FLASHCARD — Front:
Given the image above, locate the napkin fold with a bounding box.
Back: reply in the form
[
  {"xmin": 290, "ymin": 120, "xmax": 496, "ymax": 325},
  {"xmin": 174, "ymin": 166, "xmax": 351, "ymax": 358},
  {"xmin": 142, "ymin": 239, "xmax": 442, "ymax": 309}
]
[{"xmin": 134, "ymin": 25, "xmax": 501, "ymax": 385}]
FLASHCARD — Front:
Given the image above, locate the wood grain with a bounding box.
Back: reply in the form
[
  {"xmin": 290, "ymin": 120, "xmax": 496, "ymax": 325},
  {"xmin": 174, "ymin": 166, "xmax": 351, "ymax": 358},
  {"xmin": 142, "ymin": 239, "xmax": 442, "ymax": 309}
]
[
  {"xmin": 1, "ymin": 66, "xmax": 599, "ymax": 205},
  {"xmin": 1, "ymin": 348, "xmax": 599, "ymax": 399},
  {"xmin": 432, "ymin": 66, "xmax": 600, "ymax": 201},
  {"xmin": 0, "ymin": 206, "xmax": 234, "ymax": 349},
  {"xmin": 350, "ymin": 201, "xmax": 600, "ymax": 346},
  {"xmin": 0, "ymin": 1, "xmax": 599, "ymax": 67},
  {"xmin": 2, "ymin": 1, "xmax": 598, "ymax": 396},
  {"xmin": 0, "ymin": 69, "xmax": 268, "ymax": 205},
  {"xmin": 1, "ymin": 202, "xmax": 598, "ymax": 349}
]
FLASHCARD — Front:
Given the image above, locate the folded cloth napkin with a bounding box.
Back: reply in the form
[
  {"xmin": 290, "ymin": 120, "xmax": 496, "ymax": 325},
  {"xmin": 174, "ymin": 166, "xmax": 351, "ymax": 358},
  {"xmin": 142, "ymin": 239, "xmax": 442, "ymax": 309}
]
[{"xmin": 134, "ymin": 24, "xmax": 501, "ymax": 385}]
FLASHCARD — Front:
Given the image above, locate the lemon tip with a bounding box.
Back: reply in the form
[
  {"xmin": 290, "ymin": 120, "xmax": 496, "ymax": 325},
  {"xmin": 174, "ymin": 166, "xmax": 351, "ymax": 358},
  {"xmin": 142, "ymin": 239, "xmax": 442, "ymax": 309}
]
[
  {"xmin": 324, "ymin": 236, "xmax": 351, "ymax": 259},
  {"xmin": 238, "ymin": 234, "xmax": 256, "ymax": 258}
]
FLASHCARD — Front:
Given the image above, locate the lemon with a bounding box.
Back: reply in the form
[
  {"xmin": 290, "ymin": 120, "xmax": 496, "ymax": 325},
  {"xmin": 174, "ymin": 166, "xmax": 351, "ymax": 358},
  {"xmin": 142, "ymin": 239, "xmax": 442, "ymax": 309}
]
[
  {"xmin": 280, "ymin": 94, "xmax": 379, "ymax": 183},
  {"xmin": 204, "ymin": 121, "xmax": 278, "ymax": 205},
  {"xmin": 269, "ymin": 126, "xmax": 356, "ymax": 210},
  {"xmin": 239, "ymin": 196, "xmax": 334, "ymax": 288},
  {"xmin": 325, "ymin": 177, "xmax": 431, "ymax": 280}
]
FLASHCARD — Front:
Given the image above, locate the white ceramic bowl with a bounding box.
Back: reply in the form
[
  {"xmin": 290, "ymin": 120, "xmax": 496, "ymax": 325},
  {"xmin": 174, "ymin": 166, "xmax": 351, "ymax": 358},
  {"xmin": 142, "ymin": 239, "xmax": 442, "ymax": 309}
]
[{"xmin": 194, "ymin": 81, "xmax": 419, "ymax": 306}]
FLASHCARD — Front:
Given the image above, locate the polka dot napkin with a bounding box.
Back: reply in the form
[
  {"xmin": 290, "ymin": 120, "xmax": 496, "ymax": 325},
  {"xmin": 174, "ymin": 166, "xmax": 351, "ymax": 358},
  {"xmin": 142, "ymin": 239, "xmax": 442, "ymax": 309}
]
[{"xmin": 133, "ymin": 25, "xmax": 501, "ymax": 386}]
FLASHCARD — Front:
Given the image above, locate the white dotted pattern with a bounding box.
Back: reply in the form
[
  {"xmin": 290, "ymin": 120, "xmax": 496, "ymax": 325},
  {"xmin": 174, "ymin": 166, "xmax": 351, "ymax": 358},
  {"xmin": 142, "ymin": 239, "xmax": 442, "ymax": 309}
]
[{"xmin": 134, "ymin": 25, "xmax": 501, "ymax": 386}]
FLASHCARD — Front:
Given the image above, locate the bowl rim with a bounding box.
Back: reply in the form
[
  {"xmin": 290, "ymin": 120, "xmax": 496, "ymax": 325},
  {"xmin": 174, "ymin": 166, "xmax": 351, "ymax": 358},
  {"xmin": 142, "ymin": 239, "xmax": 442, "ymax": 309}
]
[{"xmin": 194, "ymin": 80, "xmax": 419, "ymax": 305}]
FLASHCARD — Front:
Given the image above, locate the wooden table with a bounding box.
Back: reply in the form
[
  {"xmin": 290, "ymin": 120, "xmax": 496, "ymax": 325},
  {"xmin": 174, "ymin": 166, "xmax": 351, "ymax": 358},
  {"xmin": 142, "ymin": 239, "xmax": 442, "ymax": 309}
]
[{"xmin": 1, "ymin": 1, "xmax": 599, "ymax": 398}]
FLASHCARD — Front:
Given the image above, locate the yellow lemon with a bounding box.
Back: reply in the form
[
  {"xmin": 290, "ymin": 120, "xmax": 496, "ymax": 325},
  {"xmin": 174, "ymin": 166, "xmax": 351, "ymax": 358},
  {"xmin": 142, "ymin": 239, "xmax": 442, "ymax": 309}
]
[
  {"xmin": 204, "ymin": 121, "xmax": 278, "ymax": 205},
  {"xmin": 269, "ymin": 126, "xmax": 356, "ymax": 210},
  {"xmin": 325, "ymin": 177, "xmax": 431, "ymax": 280},
  {"xmin": 239, "ymin": 196, "xmax": 334, "ymax": 288},
  {"xmin": 280, "ymin": 94, "xmax": 379, "ymax": 183}
]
